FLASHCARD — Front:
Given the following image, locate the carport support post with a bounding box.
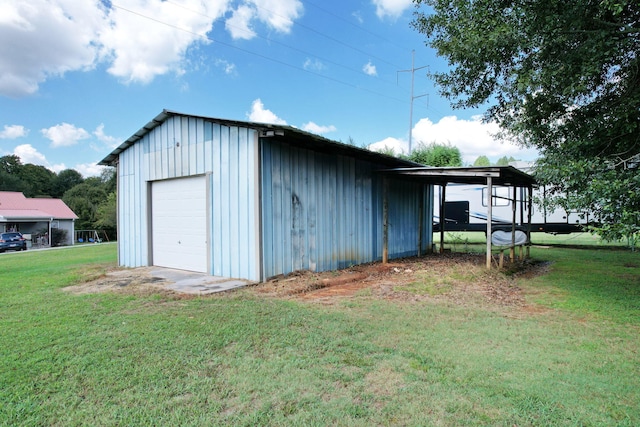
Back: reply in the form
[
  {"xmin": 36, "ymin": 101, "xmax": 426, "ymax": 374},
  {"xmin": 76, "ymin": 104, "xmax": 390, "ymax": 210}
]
[
  {"xmin": 527, "ymin": 185, "xmax": 533, "ymax": 259},
  {"xmin": 418, "ymin": 184, "xmax": 424, "ymax": 257},
  {"xmin": 382, "ymin": 176, "xmax": 389, "ymax": 264},
  {"xmin": 511, "ymin": 185, "xmax": 516, "ymax": 262},
  {"xmin": 440, "ymin": 184, "xmax": 446, "ymax": 253},
  {"xmin": 486, "ymin": 177, "xmax": 493, "ymax": 269}
]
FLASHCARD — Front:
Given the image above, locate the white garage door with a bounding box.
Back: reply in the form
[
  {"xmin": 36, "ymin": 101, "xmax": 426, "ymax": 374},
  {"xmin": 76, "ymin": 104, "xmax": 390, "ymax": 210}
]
[{"xmin": 151, "ymin": 176, "xmax": 208, "ymax": 273}]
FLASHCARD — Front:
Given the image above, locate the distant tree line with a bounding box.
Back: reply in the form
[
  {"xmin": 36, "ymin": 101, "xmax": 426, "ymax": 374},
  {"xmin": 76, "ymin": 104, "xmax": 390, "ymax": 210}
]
[
  {"xmin": 375, "ymin": 141, "xmax": 519, "ymax": 168},
  {"xmin": 0, "ymin": 155, "xmax": 117, "ymax": 240},
  {"xmin": 472, "ymin": 155, "xmax": 518, "ymax": 167}
]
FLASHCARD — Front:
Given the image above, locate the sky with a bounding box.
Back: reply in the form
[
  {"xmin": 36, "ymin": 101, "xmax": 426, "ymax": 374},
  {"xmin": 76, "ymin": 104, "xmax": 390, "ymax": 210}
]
[{"xmin": 0, "ymin": 0, "xmax": 538, "ymax": 177}]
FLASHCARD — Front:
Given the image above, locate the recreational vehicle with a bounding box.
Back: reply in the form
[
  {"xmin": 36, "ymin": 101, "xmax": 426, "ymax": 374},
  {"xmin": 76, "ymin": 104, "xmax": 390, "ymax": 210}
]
[{"xmin": 433, "ymin": 165, "xmax": 594, "ymax": 234}]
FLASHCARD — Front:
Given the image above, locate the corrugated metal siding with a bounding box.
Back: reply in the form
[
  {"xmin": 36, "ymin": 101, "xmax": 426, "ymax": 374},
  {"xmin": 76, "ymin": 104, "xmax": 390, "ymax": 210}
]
[
  {"xmin": 261, "ymin": 140, "xmax": 432, "ymax": 278},
  {"xmin": 117, "ymin": 116, "xmax": 260, "ymax": 281},
  {"xmin": 118, "ymin": 137, "xmax": 148, "ymax": 267},
  {"xmin": 383, "ymin": 179, "xmax": 432, "ymax": 258}
]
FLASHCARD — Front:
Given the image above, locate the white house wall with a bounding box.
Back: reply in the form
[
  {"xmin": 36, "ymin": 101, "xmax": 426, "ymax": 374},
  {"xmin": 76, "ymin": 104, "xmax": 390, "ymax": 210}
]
[{"xmin": 117, "ymin": 116, "xmax": 260, "ymax": 281}]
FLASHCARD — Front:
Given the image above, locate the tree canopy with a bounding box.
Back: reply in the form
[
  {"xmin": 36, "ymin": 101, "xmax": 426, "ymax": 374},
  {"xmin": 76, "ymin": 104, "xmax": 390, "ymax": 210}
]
[
  {"xmin": 407, "ymin": 142, "xmax": 462, "ymax": 167},
  {"xmin": 473, "ymin": 156, "xmax": 491, "ymax": 167},
  {"xmin": 413, "ymin": 0, "xmax": 640, "ymax": 240}
]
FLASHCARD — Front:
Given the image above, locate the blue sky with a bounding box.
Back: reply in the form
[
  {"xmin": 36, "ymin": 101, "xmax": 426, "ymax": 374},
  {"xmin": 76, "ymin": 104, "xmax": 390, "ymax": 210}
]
[{"xmin": 0, "ymin": 0, "xmax": 537, "ymax": 177}]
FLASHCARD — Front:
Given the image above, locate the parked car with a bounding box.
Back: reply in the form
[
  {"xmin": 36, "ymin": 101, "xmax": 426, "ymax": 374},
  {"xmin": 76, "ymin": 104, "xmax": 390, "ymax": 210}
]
[{"xmin": 0, "ymin": 232, "xmax": 27, "ymax": 253}]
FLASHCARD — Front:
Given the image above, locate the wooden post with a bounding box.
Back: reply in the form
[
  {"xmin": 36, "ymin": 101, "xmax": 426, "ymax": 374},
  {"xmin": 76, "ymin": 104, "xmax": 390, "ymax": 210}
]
[
  {"xmin": 383, "ymin": 177, "xmax": 389, "ymax": 264},
  {"xmin": 527, "ymin": 185, "xmax": 533, "ymax": 258},
  {"xmin": 486, "ymin": 176, "xmax": 493, "ymax": 269},
  {"xmin": 418, "ymin": 184, "xmax": 424, "ymax": 256},
  {"xmin": 510, "ymin": 185, "xmax": 516, "ymax": 262},
  {"xmin": 440, "ymin": 184, "xmax": 446, "ymax": 253}
]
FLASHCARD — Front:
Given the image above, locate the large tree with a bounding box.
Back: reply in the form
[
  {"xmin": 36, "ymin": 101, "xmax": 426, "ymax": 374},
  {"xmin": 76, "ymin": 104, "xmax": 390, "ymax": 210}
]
[
  {"xmin": 52, "ymin": 169, "xmax": 84, "ymax": 198},
  {"xmin": 0, "ymin": 155, "xmax": 27, "ymax": 193},
  {"xmin": 63, "ymin": 182, "xmax": 108, "ymax": 230},
  {"xmin": 20, "ymin": 164, "xmax": 55, "ymax": 197},
  {"xmin": 413, "ymin": 0, "xmax": 640, "ymax": 240}
]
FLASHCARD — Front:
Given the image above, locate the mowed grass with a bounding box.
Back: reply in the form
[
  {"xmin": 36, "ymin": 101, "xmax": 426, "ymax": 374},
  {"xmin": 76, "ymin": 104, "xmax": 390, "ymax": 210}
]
[{"xmin": 1, "ymin": 243, "xmax": 639, "ymax": 426}]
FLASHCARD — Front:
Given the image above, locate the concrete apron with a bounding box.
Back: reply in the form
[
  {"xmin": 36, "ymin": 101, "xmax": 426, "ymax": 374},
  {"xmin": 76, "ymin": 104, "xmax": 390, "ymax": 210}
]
[{"xmin": 150, "ymin": 267, "xmax": 254, "ymax": 295}]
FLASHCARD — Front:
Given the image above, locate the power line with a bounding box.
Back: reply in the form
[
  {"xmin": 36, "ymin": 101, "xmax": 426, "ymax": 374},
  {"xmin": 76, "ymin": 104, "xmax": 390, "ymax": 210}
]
[
  {"xmin": 398, "ymin": 50, "xmax": 428, "ymax": 153},
  {"xmin": 110, "ymin": 3, "xmax": 409, "ymax": 105},
  {"xmin": 163, "ymin": 0, "xmax": 402, "ymax": 88},
  {"xmin": 304, "ymin": 0, "xmax": 412, "ymax": 56}
]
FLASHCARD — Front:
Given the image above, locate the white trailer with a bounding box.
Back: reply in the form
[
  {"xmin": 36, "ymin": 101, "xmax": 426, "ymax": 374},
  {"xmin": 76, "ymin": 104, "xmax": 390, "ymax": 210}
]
[{"xmin": 434, "ymin": 182, "xmax": 593, "ymax": 234}]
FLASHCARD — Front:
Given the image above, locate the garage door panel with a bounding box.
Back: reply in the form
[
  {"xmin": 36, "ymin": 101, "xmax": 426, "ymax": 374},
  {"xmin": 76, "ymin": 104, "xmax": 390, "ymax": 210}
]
[{"xmin": 152, "ymin": 176, "xmax": 208, "ymax": 273}]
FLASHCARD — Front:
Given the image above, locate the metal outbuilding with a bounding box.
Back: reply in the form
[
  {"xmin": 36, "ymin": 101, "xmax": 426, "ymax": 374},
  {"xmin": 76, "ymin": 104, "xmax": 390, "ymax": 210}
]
[{"xmin": 100, "ymin": 110, "xmax": 434, "ymax": 282}]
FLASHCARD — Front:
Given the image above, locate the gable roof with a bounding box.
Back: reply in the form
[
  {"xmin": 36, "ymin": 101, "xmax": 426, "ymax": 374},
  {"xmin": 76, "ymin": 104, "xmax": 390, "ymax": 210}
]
[
  {"xmin": 99, "ymin": 109, "xmax": 421, "ymax": 169},
  {"xmin": 0, "ymin": 192, "xmax": 78, "ymax": 221}
]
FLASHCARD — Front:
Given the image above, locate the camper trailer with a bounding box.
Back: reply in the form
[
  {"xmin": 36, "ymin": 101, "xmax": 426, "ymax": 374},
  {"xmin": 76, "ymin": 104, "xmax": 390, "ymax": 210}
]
[{"xmin": 433, "ymin": 165, "xmax": 594, "ymax": 234}]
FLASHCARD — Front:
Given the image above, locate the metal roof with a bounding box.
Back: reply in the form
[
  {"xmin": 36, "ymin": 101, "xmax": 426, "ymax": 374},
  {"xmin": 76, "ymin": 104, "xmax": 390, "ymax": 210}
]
[
  {"xmin": 380, "ymin": 166, "xmax": 536, "ymax": 187},
  {"xmin": 0, "ymin": 192, "xmax": 78, "ymax": 220},
  {"xmin": 99, "ymin": 109, "xmax": 422, "ymax": 168}
]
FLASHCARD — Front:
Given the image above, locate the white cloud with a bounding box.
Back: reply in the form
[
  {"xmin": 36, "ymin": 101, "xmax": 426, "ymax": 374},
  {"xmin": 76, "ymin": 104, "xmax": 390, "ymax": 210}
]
[
  {"xmin": 0, "ymin": 125, "xmax": 28, "ymax": 139},
  {"xmin": 215, "ymin": 59, "xmax": 237, "ymax": 75},
  {"xmin": 252, "ymin": 0, "xmax": 303, "ymax": 34},
  {"xmin": 0, "ymin": 0, "xmax": 306, "ymax": 96},
  {"xmin": 226, "ymin": 4, "xmax": 257, "ymax": 40},
  {"xmin": 226, "ymin": 0, "xmax": 303, "ymax": 40},
  {"xmin": 411, "ymin": 116, "xmax": 538, "ymax": 163},
  {"xmin": 303, "ymin": 122, "xmax": 337, "ymax": 135},
  {"xmin": 74, "ymin": 162, "xmax": 105, "ymax": 177},
  {"xmin": 363, "ymin": 61, "xmax": 377, "ymax": 76},
  {"xmin": 101, "ymin": 0, "xmax": 226, "ymax": 84},
  {"xmin": 216, "ymin": 59, "xmax": 236, "ymax": 75},
  {"xmin": 41, "ymin": 123, "xmax": 90, "ymax": 148},
  {"xmin": 369, "ymin": 137, "xmax": 405, "ymax": 155},
  {"xmin": 372, "ymin": 0, "xmax": 413, "ymax": 19},
  {"xmin": 247, "ymin": 99, "xmax": 287, "ymax": 124},
  {"xmin": 13, "ymin": 143, "xmax": 48, "ymax": 165},
  {"xmin": 0, "ymin": 0, "xmax": 106, "ymax": 97},
  {"xmin": 303, "ymin": 58, "xmax": 325, "ymax": 72},
  {"xmin": 369, "ymin": 115, "xmax": 538, "ymax": 163},
  {"xmin": 11, "ymin": 143, "xmax": 101, "ymax": 176},
  {"xmin": 93, "ymin": 124, "xmax": 120, "ymax": 148}
]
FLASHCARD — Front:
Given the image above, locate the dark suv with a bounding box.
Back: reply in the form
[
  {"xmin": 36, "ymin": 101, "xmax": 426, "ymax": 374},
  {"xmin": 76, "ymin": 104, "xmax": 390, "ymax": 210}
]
[{"xmin": 0, "ymin": 232, "xmax": 27, "ymax": 253}]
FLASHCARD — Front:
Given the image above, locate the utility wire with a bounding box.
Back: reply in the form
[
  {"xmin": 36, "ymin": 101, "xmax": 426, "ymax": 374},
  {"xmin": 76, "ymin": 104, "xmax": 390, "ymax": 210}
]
[
  {"xmin": 304, "ymin": 0, "xmax": 412, "ymax": 56},
  {"xmin": 110, "ymin": 3, "xmax": 408, "ymax": 104},
  {"xmin": 163, "ymin": 0, "xmax": 403, "ymax": 88}
]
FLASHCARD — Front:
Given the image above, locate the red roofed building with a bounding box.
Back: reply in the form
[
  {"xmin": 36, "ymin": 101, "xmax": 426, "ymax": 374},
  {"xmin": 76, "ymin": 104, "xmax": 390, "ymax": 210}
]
[{"xmin": 0, "ymin": 191, "xmax": 78, "ymax": 247}]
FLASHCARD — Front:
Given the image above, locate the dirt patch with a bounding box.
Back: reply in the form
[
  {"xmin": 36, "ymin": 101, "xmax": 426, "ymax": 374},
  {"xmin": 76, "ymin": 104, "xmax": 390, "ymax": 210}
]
[
  {"xmin": 64, "ymin": 253, "xmax": 550, "ymax": 312},
  {"xmin": 252, "ymin": 253, "xmax": 549, "ymax": 310}
]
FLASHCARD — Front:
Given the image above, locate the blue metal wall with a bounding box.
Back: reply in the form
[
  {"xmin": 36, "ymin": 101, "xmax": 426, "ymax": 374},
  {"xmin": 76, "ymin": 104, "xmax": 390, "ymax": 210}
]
[
  {"xmin": 260, "ymin": 140, "xmax": 432, "ymax": 279},
  {"xmin": 117, "ymin": 116, "xmax": 261, "ymax": 281}
]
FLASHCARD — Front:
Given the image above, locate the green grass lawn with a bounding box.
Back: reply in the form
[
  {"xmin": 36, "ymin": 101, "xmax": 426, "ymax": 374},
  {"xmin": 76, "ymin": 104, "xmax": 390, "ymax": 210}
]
[
  {"xmin": 1, "ymin": 243, "xmax": 639, "ymax": 426},
  {"xmin": 437, "ymin": 231, "xmax": 630, "ymax": 248}
]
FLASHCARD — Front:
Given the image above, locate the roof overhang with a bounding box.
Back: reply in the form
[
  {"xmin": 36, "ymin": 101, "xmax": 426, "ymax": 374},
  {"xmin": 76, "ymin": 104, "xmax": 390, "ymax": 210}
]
[
  {"xmin": 99, "ymin": 109, "xmax": 421, "ymax": 169},
  {"xmin": 0, "ymin": 210, "xmax": 59, "ymax": 221},
  {"xmin": 380, "ymin": 166, "xmax": 536, "ymax": 187}
]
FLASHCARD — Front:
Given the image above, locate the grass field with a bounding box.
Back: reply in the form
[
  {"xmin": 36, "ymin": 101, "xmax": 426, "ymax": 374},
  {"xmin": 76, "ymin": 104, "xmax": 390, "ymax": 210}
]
[
  {"xmin": 437, "ymin": 231, "xmax": 630, "ymax": 247},
  {"xmin": 1, "ymin": 243, "xmax": 639, "ymax": 426}
]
